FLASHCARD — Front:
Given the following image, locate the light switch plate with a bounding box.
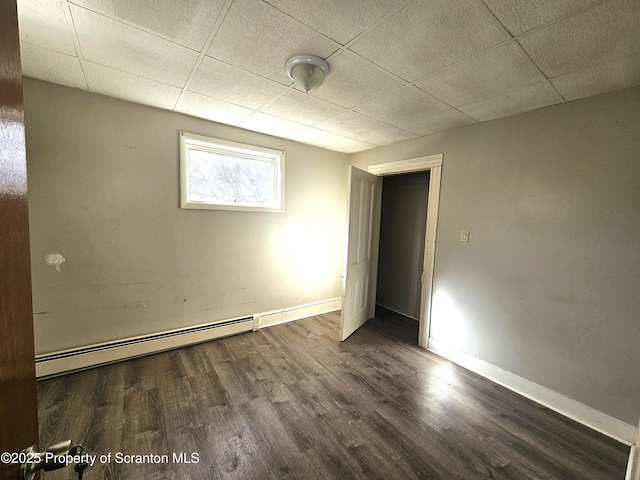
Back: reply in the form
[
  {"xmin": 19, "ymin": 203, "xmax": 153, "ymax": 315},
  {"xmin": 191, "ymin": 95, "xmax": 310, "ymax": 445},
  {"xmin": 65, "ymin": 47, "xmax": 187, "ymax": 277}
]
[{"xmin": 461, "ymin": 230, "xmax": 470, "ymax": 242}]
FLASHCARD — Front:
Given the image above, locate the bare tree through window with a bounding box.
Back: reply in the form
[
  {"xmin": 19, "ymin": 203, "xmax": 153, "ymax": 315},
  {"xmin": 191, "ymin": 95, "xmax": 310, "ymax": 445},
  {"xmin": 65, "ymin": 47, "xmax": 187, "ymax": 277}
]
[
  {"xmin": 187, "ymin": 150, "xmax": 274, "ymax": 206},
  {"xmin": 180, "ymin": 132, "xmax": 284, "ymax": 212}
]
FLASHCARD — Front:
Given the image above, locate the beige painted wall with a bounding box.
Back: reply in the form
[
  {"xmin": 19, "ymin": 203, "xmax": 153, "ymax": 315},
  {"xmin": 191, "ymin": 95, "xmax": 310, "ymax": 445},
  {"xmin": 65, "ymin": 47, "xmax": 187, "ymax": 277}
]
[
  {"xmin": 23, "ymin": 79, "xmax": 348, "ymax": 354},
  {"xmin": 352, "ymin": 86, "xmax": 640, "ymax": 426}
]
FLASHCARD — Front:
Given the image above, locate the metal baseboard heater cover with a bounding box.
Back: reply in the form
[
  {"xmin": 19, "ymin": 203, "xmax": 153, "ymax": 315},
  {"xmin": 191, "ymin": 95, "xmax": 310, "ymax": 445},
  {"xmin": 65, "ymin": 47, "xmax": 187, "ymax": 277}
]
[
  {"xmin": 35, "ymin": 316, "xmax": 254, "ymax": 379},
  {"xmin": 35, "ymin": 298, "xmax": 342, "ymax": 379}
]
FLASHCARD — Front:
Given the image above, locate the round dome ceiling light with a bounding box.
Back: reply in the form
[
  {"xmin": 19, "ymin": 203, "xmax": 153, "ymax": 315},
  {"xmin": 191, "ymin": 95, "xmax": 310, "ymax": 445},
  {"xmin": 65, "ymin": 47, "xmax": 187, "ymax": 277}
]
[{"xmin": 285, "ymin": 54, "xmax": 330, "ymax": 93}]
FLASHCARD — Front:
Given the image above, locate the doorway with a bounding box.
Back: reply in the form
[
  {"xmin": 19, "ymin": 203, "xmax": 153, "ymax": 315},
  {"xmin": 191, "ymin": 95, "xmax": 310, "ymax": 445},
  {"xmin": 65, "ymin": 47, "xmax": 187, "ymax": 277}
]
[
  {"xmin": 376, "ymin": 171, "xmax": 430, "ymax": 327},
  {"xmin": 341, "ymin": 154, "xmax": 443, "ymax": 348}
]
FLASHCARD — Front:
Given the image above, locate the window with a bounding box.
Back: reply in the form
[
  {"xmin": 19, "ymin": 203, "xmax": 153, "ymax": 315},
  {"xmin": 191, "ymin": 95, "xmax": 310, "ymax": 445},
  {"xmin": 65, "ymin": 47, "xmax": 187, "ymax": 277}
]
[{"xmin": 180, "ymin": 131, "xmax": 284, "ymax": 212}]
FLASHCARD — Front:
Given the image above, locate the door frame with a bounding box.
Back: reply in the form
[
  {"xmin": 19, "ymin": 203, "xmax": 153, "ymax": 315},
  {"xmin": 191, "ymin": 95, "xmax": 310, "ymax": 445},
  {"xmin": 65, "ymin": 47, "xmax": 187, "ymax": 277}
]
[{"xmin": 368, "ymin": 154, "xmax": 443, "ymax": 349}]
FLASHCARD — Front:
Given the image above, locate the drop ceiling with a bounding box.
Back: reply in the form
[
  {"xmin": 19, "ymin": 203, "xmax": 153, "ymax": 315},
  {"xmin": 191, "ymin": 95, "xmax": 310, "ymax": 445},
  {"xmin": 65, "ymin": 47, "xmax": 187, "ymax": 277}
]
[{"xmin": 17, "ymin": 0, "xmax": 640, "ymax": 154}]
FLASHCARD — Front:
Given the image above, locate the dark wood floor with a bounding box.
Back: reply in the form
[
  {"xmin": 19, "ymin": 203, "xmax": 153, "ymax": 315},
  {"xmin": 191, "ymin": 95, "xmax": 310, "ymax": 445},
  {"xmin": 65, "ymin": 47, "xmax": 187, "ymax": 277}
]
[{"xmin": 37, "ymin": 310, "xmax": 629, "ymax": 479}]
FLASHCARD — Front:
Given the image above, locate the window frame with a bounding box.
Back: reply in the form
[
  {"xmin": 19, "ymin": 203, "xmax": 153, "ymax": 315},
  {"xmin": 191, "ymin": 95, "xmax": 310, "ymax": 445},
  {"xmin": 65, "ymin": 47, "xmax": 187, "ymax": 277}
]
[{"xmin": 179, "ymin": 131, "xmax": 285, "ymax": 212}]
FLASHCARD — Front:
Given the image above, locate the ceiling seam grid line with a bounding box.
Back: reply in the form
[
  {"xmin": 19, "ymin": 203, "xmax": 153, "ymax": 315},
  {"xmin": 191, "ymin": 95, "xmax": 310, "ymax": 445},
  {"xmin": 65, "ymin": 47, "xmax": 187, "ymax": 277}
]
[
  {"xmin": 172, "ymin": 0, "xmax": 235, "ymax": 111},
  {"xmin": 509, "ymin": 0, "xmax": 610, "ymax": 40},
  {"xmin": 17, "ymin": 0, "xmax": 640, "ymax": 153},
  {"xmin": 240, "ymin": 0, "xmax": 419, "ymax": 102},
  {"xmin": 64, "ymin": 3, "xmax": 198, "ymax": 52},
  {"xmin": 59, "ymin": 1, "xmax": 191, "ymax": 97},
  {"xmin": 475, "ymin": 0, "xmax": 515, "ymax": 40},
  {"xmin": 61, "ymin": 2, "xmax": 88, "ymax": 91},
  {"xmin": 340, "ymin": 0, "xmax": 416, "ymax": 50},
  {"xmin": 65, "ymin": 0, "xmax": 521, "ymax": 123},
  {"xmin": 65, "ymin": 0, "xmax": 208, "ymax": 51},
  {"xmin": 517, "ymin": 45, "xmax": 568, "ymax": 104},
  {"xmin": 348, "ymin": 0, "xmax": 613, "ymax": 93}
]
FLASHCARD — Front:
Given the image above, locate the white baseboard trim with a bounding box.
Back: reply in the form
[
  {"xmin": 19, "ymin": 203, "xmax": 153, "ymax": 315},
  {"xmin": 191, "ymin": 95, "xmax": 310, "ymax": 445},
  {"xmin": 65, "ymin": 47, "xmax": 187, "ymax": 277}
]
[
  {"xmin": 428, "ymin": 337, "xmax": 638, "ymax": 446},
  {"xmin": 256, "ymin": 297, "xmax": 341, "ymax": 329},
  {"xmin": 376, "ymin": 303, "xmax": 419, "ymax": 321}
]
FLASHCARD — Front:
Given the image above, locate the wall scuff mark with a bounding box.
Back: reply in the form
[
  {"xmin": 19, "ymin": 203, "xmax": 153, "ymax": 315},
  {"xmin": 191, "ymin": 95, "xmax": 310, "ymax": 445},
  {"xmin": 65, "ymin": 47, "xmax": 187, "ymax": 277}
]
[{"xmin": 45, "ymin": 253, "xmax": 65, "ymax": 272}]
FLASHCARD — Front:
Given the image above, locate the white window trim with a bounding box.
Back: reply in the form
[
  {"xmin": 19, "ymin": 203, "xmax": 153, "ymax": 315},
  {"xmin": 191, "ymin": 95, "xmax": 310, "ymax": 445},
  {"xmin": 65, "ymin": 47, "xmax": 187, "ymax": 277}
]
[{"xmin": 179, "ymin": 131, "xmax": 285, "ymax": 212}]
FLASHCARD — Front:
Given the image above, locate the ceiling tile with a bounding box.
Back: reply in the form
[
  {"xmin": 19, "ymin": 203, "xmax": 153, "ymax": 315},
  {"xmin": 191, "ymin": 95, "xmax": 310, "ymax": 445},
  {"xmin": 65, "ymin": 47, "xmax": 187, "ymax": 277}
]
[
  {"xmin": 175, "ymin": 91, "xmax": 254, "ymax": 126},
  {"xmin": 518, "ymin": 0, "xmax": 640, "ymax": 78},
  {"xmin": 261, "ymin": 89, "xmax": 346, "ymax": 126},
  {"xmin": 326, "ymin": 137, "xmax": 376, "ymax": 154},
  {"xmin": 238, "ymin": 112, "xmax": 309, "ymax": 138},
  {"xmin": 20, "ymin": 42, "xmax": 87, "ymax": 90},
  {"xmin": 263, "ymin": 0, "xmax": 407, "ymax": 45},
  {"xmin": 84, "ymin": 62, "xmax": 182, "ymax": 110},
  {"xmin": 551, "ymin": 53, "xmax": 640, "ymax": 101},
  {"xmin": 18, "ymin": 0, "xmax": 640, "ymax": 149},
  {"xmin": 415, "ymin": 42, "xmax": 546, "ymax": 107},
  {"xmin": 457, "ymin": 80, "xmax": 564, "ymax": 122},
  {"xmin": 399, "ymin": 108, "xmax": 477, "ymax": 136},
  {"xmin": 306, "ymin": 51, "xmax": 406, "ymax": 109},
  {"xmin": 190, "ymin": 57, "xmax": 286, "ymax": 110},
  {"xmin": 288, "ymin": 127, "xmax": 355, "ymax": 148},
  {"xmin": 354, "ymin": 85, "xmax": 450, "ymax": 132},
  {"xmin": 71, "ymin": 5, "xmax": 199, "ymax": 87},
  {"xmin": 207, "ymin": 0, "xmax": 338, "ymax": 85},
  {"xmin": 68, "ymin": 0, "xmax": 224, "ymax": 51},
  {"xmin": 17, "ymin": 0, "xmax": 76, "ymax": 55},
  {"xmin": 349, "ymin": 0, "xmax": 510, "ymax": 82},
  {"xmin": 482, "ymin": 0, "xmax": 597, "ymax": 36},
  {"xmin": 316, "ymin": 111, "xmax": 417, "ymax": 146}
]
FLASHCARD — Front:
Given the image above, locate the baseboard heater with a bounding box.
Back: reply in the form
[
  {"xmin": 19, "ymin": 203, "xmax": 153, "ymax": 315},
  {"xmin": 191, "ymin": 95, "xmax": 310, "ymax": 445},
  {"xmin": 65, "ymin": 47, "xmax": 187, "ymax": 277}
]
[
  {"xmin": 35, "ymin": 316, "xmax": 254, "ymax": 379},
  {"xmin": 35, "ymin": 297, "xmax": 342, "ymax": 379}
]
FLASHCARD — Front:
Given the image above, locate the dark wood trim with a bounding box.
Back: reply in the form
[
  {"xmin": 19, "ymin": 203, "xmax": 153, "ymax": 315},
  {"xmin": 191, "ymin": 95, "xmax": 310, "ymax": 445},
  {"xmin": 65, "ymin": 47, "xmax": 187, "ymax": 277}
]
[{"xmin": 0, "ymin": 2, "xmax": 39, "ymax": 479}]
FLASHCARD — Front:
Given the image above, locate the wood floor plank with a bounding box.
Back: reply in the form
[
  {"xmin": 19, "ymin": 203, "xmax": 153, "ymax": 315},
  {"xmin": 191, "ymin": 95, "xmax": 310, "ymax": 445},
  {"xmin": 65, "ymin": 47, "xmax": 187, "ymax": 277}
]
[
  {"xmin": 37, "ymin": 311, "xmax": 629, "ymax": 479},
  {"xmin": 206, "ymin": 405, "xmax": 267, "ymax": 479}
]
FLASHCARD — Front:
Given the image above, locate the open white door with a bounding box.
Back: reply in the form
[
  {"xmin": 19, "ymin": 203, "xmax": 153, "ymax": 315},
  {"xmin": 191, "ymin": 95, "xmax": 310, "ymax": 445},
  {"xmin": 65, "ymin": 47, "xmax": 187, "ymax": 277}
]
[{"xmin": 340, "ymin": 166, "xmax": 382, "ymax": 341}]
